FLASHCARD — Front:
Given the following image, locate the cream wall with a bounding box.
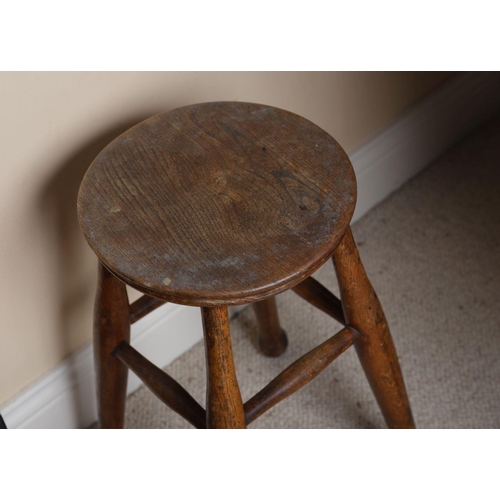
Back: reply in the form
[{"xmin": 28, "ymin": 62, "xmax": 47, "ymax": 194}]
[{"xmin": 0, "ymin": 71, "xmax": 450, "ymax": 405}]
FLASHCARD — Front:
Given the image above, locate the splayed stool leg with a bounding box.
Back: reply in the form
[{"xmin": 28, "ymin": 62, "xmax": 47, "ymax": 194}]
[
  {"xmin": 202, "ymin": 306, "xmax": 246, "ymax": 429},
  {"xmin": 253, "ymin": 297, "xmax": 288, "ymax": 357},
  {"xmin": 332, "ymin": 228, "xmax": 415, "ymax": 428},
  {"xmin": 94, "ymin": 262, "xmax": 130, "ymax": 428}
]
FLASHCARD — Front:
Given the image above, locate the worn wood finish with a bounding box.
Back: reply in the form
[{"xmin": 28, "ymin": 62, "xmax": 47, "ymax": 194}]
[
  {"xmin": 80, "ymin": 103, "xmax": 414, "ymax": 429},
  {"xmin": 244, "ymin": 326, "xmax": 359, "ymax": 425},
  {"xmin": 202, "ymin": 306, "xmax": 246, "ymax": 428},
  {"xmin": 292, "ymin": 276, "xmax": 345, "ymax": 324},
  {"xmin": 78, "ymin": 102, "xmax": 356, "ymax": 307},
  {"xmin": 113, "ymin": 342, "xmax": 206, "ymax": 429},
  {"xmin": 332, "ymin": 228, "xmax": 415, "ymax": 429},
  {"xmin": 252, "ymin": 297, "xmax": 288, "ymax": 357},
  {"xmin": 130, "ymin": 294, "xmax": 167, "ymax": 324},
  {"xmin": 94, "ymin": 262, "xmax": 130, "ymax": 428}
]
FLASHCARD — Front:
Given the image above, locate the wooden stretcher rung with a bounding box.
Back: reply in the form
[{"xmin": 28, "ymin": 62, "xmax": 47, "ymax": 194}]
[
  {"xmin": 129, "ymin": 295, "xmax": 167, "ymax": 324},
  {"xmin": 244, "ymin": 326, "xmax": 359, "ymax": 425},
  {"xmin": 113, "ymin": 342, "xmax": 206, "ymax": 429},
  {"xmin": 292, "ymin": 276, "xmax": 346, "ymax": 324}
]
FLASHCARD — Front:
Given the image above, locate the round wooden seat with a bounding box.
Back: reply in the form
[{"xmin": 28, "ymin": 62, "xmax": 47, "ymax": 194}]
[
  {"xmin": 77, "ymin": 102, "xmax": 356, "ymax": 306},
  {"xmin": 79, "ymin": 101, "xmax": 415, "ymax": 430}
]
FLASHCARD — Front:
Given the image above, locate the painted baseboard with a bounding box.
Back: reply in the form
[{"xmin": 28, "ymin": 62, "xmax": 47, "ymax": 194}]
[
  {"xmin": 1, "ymin": 303, "xmax": 205, "ymax": 429},
  {"xmin": 2, "ymin": 71, "xmax": 500, "ymax": 428},
  {"xmin": 350, "ymin": 71, "xmax": 500, "ymax": 222}
]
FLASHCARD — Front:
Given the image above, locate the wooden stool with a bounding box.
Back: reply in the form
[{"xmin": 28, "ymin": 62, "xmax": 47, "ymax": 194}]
[{"xmin": 78, "ymin": 102, "xmax": 415, "ymax": 429}]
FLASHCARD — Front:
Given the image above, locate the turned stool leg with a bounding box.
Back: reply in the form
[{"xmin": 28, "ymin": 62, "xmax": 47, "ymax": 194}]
[
  {"xmin": 253, "ymin": 297, "xmax": 288, "ymax": 357},
  {"xmin": 94, "ymin": 261, "xmax": 130, "ymax": 428},
  {"xmin": 202, "ymin": 306, "xmax": 246, "ymax": 429},
  {"xmin": 332, "ymin": 228, "xmax": 415, "ymax": 429}
]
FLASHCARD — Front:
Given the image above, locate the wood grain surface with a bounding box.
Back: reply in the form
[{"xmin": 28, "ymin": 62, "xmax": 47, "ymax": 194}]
[
  {"xmin": 292, "ymin": 276, "xmax": 346, "ymax": 324},
  {"xmin": 244, "ymin": 326, "xmax": 359, "ymax": 425},
  {"xmin": 252, "ymin": 297, "xmax": 288, "ymax": 357},
  {"xmin": 114, "ymin": 342, "xmax": 206, "ymax": 429},
  {"xmin": 93, "ymin": 262, "xmax": 130, "ymax": 428},
  {"xmin": 332, "ymin": 228, "xmax": 416, "ymax": 428},
  {"xmin": 129, "ymin": 294, "xmax": 167, "ymax": 324},
  {"xmin": 78, "ymin": 102, "xmax": 356, "ymax": 306},
  {"xmin": 202, "ymin": 306, "xmax": 246, "ymax": 428}
]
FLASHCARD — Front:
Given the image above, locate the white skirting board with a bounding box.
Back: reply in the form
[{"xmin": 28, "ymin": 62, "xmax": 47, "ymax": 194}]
[
  {"xmin": 2, "ymin": 71, "xmax": 500, "ymax": 428},
  {"xmin": 1, "ymin": 303, "xmax": 207, "ymax": 429},
  {"xmin": 351, "ymin": 71, "xmax": 500, "ymax": 222}
]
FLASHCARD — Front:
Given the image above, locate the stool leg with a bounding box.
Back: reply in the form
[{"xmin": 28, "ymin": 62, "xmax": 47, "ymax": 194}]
[
  {"xmin": 253, "ymin": 297, "xmax": 288, "ymax": 357},
  {"xmin": 202, "ymin": 306, "xmax": 246, "ymax": 429},
  {"xmin": 94, "ymin": 261, "xmax": 130, "ymax": 428},
  {"xmin": 332, "ymin": 228, "xmax": 415, "ymax": 429}
]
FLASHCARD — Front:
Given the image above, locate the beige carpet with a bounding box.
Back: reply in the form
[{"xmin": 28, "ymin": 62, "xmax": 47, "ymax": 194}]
[{"xmin": 124, "ymin": 115, "xmax": 500, "ymax": 429}]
